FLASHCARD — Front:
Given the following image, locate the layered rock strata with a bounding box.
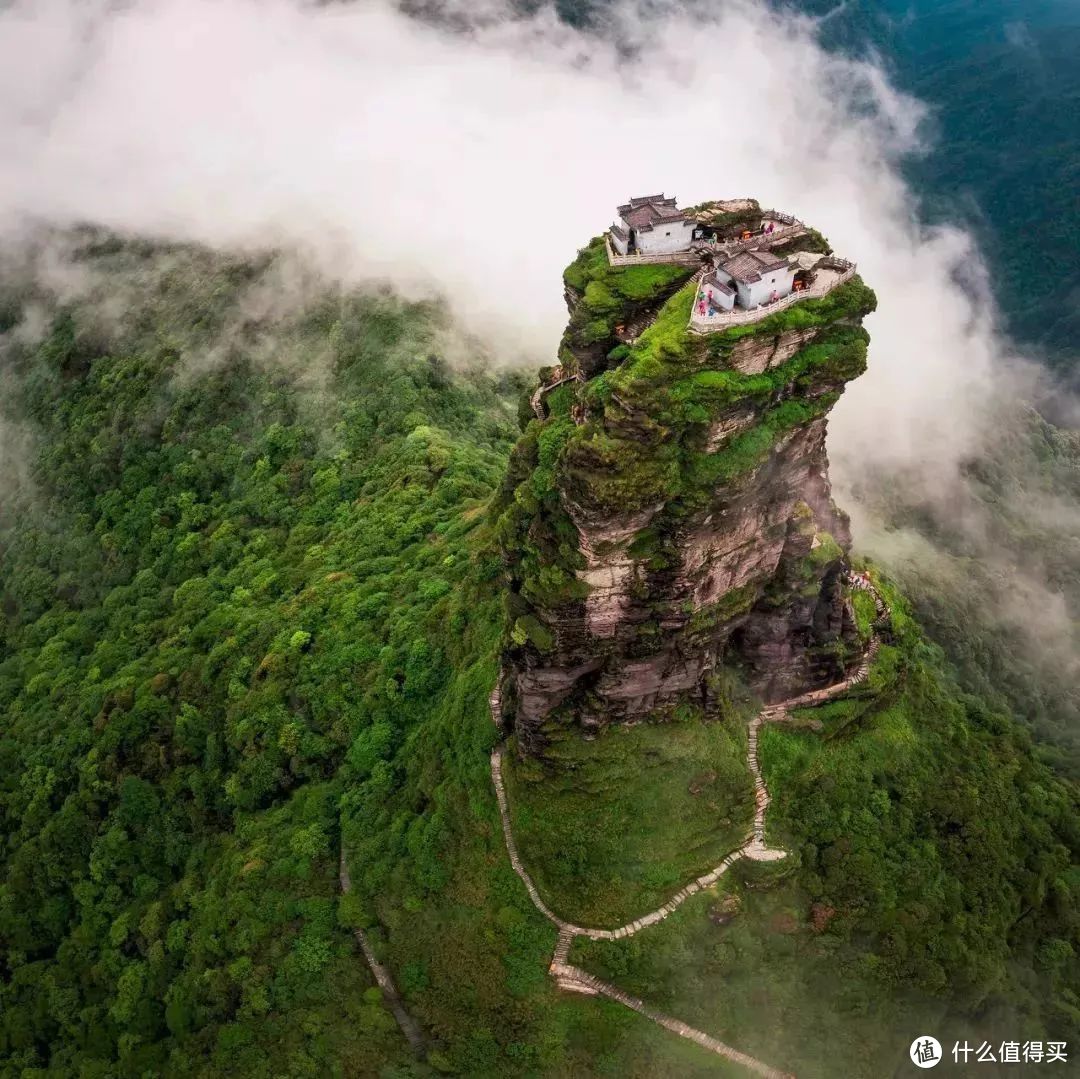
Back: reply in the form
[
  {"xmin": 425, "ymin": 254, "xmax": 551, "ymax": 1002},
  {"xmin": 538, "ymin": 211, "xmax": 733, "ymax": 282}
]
[{"xmin": 494, "ymin": 209, "xmax": 877, "ymax": 755}]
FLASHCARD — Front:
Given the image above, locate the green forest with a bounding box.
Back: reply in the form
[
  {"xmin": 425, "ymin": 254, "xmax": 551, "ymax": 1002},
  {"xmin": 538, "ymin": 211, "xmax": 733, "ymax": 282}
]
[{"xmin": 0, "ymin": 237, "xmax": 1078, "ymax": 1077}]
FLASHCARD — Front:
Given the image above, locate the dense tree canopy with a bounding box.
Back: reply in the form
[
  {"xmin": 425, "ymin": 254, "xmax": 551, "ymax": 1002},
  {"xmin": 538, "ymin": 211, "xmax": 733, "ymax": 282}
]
[{"xmin": 0, "ymin": 237, "xmax": 1077, "ymax": 1077}]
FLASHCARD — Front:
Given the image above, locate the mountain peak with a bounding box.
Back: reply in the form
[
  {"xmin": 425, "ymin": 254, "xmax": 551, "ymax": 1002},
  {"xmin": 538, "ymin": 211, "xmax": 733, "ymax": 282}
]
[{"xmin": 495, "ymin": 198, "xmax": 877, "ymax": 754}]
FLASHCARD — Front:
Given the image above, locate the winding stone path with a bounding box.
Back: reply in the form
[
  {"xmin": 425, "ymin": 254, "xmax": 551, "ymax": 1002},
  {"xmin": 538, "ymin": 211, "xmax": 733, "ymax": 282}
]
[{"xmin": 490, "ymin": 573, "xmax": 890, "ymax": 1077}]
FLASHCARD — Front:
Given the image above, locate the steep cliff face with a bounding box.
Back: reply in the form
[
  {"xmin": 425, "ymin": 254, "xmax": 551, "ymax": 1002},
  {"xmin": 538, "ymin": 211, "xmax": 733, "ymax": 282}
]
[{"xmin": 494, "ymin": 220, "xmax": 877, "ymax": 755}]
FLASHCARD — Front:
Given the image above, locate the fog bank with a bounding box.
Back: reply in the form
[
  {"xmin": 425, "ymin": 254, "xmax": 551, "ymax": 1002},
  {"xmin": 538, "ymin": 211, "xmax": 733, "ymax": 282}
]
[{"xmin": 1, "ymin": 0, "xmax": 1075, "ymax": 670}]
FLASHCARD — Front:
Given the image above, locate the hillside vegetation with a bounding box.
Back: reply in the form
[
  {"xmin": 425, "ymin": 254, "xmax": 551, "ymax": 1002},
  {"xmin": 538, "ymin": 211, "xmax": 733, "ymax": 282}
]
[
  {"xmin": 0, "ymin": 239, "xmax": 526, "ymax": 1075},
  {"xmin": 0, "ymin": 237, "xmax": 1077, "ymax": 1077},
  {"xmin": 574, "ymin": 575, "xmax": 1080, "ymax": 1075}
]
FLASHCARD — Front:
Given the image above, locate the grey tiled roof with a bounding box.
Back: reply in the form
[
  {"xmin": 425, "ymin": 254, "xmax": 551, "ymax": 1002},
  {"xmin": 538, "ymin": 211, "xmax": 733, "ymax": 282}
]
[
  {"xmin": 719, "ymin": 249, "xmax": 789, "ymax": 283},
  {"xmin": 617, "ymin": 194, "xmax": 673, "ymax": 213},
  {"xmin": 617, "ymin": 194, "xmax": 688, "ymax": 231}
]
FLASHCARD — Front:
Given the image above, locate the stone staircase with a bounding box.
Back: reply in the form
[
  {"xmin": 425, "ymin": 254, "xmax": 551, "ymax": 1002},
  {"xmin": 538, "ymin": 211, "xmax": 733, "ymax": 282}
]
[
  {"xmin": 770, "ymin": 574, "xmax": 889, "ymax": 712},
  {"xmin": 486, "ymin": 569, "xmax": 892, "ymax": 1077},
  {"xmin": 850, "ymin": 571, "xmax": 889, "ymax": 622},
  {"xmin": 848, "ymin": 637, "xmax": 880, "ymax": 686},
  {"xmin": 488, "ymin": 678, "xmax": 504, "ymax": 731},
  {"xmin": 490, "ymin": 749, "xmax": 567, "ymax": 929},
  {"xmin": 530, "ymin": 373, "xmax": 583, "ymax": 421},
  {"xmin": 552, "ymin": 965, "xmax": 794, "ymax": 1078},
  {"xmin": 624, "ymin": 265, "xmax": 711, "ymax": 345}
]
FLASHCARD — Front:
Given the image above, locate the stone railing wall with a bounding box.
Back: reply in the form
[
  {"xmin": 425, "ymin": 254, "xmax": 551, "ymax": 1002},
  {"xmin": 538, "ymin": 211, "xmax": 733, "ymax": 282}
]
[
  {"xmin": 816, "ymin": 255, "xmax": 856, "ymax": 274},
  {"xmin": 688, "ymin": 260, "xmax": 856, "ymax": 334},
  {"xmin": 605, "ymin": 236, "xmax": 701, "ymax": 267}
]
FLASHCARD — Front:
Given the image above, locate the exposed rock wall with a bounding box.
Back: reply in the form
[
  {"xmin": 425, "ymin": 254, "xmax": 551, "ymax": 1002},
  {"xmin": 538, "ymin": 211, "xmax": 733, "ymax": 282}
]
[
  {"xmin": 728, "ymin": 326, "xmax": 821, "ymax": 375},
  {"xmin": 496, "ymin": 227, "xmax": 876, "ymax": 756}
]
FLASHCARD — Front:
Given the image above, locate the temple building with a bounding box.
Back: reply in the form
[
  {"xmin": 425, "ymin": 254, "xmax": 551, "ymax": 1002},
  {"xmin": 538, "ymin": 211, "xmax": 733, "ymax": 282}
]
[
  {"xmin": 610, "ymin": 194, "xmax": 698, "ymax": 256},
  {"xmin": 712, "ymin": 249, "xmax": 796, "ymax": 310},
  {"xmin": 700, "ymin": 272, "xmax": 736, "ymax": 312}
]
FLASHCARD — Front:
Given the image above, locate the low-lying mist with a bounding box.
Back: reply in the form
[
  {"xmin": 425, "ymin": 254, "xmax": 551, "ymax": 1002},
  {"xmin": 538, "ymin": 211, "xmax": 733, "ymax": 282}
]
[
  {"xmin": 0, "ymin": 0, "xmax": 1033, "ymax": 461},
  {"xmin": 1, "ymin": 0, "xmax": 1076, "ymax": 747}
]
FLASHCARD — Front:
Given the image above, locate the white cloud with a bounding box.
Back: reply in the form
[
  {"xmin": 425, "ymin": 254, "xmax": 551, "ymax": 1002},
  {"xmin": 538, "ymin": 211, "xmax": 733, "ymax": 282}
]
[{"xmin": 0, "ymin": 0, "xmax": 1068, "ymax": 532}]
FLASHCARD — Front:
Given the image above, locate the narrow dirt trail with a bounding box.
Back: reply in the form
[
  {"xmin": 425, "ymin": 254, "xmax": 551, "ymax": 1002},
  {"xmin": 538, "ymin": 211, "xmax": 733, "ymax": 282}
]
[{"xmin": 490, "ymin": 574, "xmax": 890, "ymax": 1078}]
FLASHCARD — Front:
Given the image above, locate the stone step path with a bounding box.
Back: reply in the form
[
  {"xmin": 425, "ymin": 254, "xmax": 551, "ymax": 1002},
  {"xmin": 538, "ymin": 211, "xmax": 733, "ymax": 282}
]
[
  {"xmin": 624, "ymin": 266, "xmax": 709, "ymax": 344},
  {"xmin": 746, "ymin": 710, "xmax": 788, "ymax": 860},
  {"xmin": 778, "ymin": 635, "xmax": 882, "ymax": 711},
  {"xmin": 553, "ymin": 963, "xmax": 794, "ymax": 1078},
  {"xmin": 486, "ymin": 570, "xmax": 890, "ymax": 1076},
  {"xmin": 492, "ymin": 744, "xmax": 751, "ymax": 943},
  {"xmin": 530, "ymin": 373, "xmax": 583, "ymax": 420},
  {"xmin": 488, "ymin": 677, "xmax": 504, "ymax": 731},
  {"xmin": 553, "ymin": 927, "xmax": 573, "ymax": 967},
  {"xmin": 626, "ymin": 307, "xmax": 662, "ymax": 343},
  {"xmin": 338, "ymin": 848, "xmax": 426, "ymax": 1056},
  {"xmin": 850, "ymin": 572, "xmax": 889, "ymax": 621},
  {"xmin": 491, "ymin": 748, "xmax": 571, "ymax": 930}
]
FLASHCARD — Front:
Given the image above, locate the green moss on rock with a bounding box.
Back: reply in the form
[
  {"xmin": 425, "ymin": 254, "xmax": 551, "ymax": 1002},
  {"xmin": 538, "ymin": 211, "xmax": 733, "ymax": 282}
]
[
  {"xmin": 561, "ymin": 238, "xmax": 695, "ymax": 374},
  {"xmin": 688, "ymin": 583, "xmax": 759, "ymax": 634},
  {"xmin": 500, "ymin": 224, "xmax": 878, "ymax": 723}
]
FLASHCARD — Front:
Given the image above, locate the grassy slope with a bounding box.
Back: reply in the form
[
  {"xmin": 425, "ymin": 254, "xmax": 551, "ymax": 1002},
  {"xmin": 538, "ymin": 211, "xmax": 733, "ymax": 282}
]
[
  {"xmin": 573, "ymin": 575, "xmax": 1080, "ymax": 1077},
  {"xmin": 503, "ymin": 709, "xmax": 754, "ymax": 926},
  {"xmin": 560, "ymin": 237, "xmax": 693, "ymax": 352}
]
